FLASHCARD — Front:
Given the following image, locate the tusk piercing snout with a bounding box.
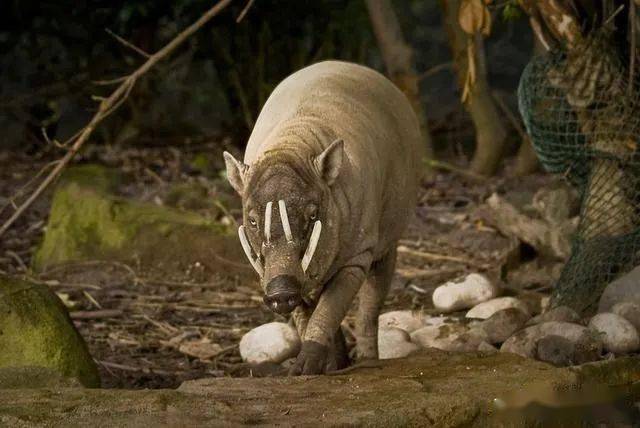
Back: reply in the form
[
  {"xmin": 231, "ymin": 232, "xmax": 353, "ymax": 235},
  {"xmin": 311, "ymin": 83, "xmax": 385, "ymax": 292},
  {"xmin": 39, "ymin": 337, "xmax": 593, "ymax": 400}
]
[
  {"xmin": 301, "ymin": 220, "xmax": 322, "ymax": 273},
  {"xmin": 238, "ymin": 225, "xmax": 264, "ymax": 277},
  {"xmin": 278, "ymin": 200, "xmax": 294, "ymax": 243}
]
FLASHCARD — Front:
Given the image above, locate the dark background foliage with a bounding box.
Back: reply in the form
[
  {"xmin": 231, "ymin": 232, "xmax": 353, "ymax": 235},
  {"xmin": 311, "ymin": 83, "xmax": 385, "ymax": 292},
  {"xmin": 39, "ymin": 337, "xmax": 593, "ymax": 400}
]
[{"xmin": 0, "ymin": 1, "xmax": 532, "ymax": 152}]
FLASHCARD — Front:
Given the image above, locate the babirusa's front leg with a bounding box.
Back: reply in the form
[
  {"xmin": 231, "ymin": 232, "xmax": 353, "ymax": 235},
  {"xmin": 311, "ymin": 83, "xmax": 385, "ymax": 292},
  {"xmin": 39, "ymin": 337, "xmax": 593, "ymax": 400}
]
[{"xmin": 289, "ymin": 264, "xmax": 367, "ymax": 375}]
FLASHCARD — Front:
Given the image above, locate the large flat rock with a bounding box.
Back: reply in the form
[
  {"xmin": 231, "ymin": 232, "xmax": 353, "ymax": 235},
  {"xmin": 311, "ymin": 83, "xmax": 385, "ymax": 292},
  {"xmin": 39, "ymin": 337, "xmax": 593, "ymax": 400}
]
[{"xmin": 2, "ymin": 350, "xmax": 639, "ymax": 426}]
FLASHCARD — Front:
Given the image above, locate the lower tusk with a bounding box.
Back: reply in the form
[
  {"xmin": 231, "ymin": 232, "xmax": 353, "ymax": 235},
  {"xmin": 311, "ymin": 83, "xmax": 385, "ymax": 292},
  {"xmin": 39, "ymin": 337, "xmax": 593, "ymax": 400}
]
[
  {"xmin": 278, "ymin": 200, "xmax": 294, "ymax": 243},
  {"xmin": 301, "ymin": 220, "xmax": 322, "ymax": 273},
  {"xmin": 238, "ymin": 225, "xmax": 264, "ymax": 278},
  {"xmin": 264, "ymin": 201, "xmax": 273, "ymax": 244}
]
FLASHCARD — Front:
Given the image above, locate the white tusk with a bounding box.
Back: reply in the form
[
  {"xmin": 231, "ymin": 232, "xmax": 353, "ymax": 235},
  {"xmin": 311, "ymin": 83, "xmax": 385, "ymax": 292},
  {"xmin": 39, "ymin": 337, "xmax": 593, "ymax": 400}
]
[
  {"xmin": 264, "ymin": 201, "xmax": 273, "ymax": 244},
  {"xmin": 278, "ymin": 200, "xmax": 294, "ymax": 243},
  {"xmin": 238, "ymin": 225, "xmax": 264, "ymax": 278},
  {"xmin": 301, "ymin": 220, "xmax": 322, "ymax": 273}
]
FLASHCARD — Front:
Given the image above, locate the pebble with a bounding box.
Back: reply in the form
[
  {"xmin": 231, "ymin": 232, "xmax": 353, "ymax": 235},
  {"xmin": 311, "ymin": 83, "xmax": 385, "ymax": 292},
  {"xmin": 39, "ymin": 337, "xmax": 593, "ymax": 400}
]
[
  {"xmin": 598, "ymin": 266, "xmax": 640, "ymax": 312},
  {"xmin": 500, "ymin": 321, "xmax": 602, "ymax": 364},
  {"xmin": 588, "ymin": 313, "xmax": 640, "ymax": 355},
  {"xmin": 526, "ymin": 306, "xmax": 581, "ymax": 327},
  {"xmin": 378, "ymin": 327, "xmax": 419, "ymax": 359},
  {"xmin": 466, "ymin": 297, "xmax": 530, "ymax": 320},
  {"xmin": 535, "ymin": 335, "xmax": 574, "ymax": 367},
  {"xmin": 239, "ymin": 322, "xmax": 301, "ymax": 364},
  {"xmin": 379, "ymin": 310, "xmax": 425, "ymax": 333},
  {"xmin": 611, "ymin": 302, "xmax": 640, "ymax": 332},
  {"xmin": 478, "ymin": 308, "xmax": 530, "ymax": 344},
  {"xmin": 432, "ymin": 274, "xmax": 498, "ymax": 313}
]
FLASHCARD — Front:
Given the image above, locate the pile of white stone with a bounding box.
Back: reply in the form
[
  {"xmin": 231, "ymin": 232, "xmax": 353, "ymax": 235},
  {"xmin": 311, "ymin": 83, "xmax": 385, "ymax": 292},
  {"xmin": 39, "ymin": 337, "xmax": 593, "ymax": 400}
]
[{"xmin": 239, "ymin": 270, "xmax": 640, "ymax": 367}]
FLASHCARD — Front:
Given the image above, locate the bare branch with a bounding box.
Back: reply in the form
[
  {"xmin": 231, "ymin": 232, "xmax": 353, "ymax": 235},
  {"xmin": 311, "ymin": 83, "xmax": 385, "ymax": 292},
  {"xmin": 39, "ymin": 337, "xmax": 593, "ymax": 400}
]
[
  {"xmin": 236, "ymin": 0, "xmax": 255, "ymax": 23},
  {"xmin": 105, "ymin": 28, "xmax": 151, "ymax": 58},
  {"xmin": 92, "ymin": 76, "xmax": 129, "ymax": 86},
  {"xmin": 0, "ymin": 0, "xmax": 234, "ymax": 239}
]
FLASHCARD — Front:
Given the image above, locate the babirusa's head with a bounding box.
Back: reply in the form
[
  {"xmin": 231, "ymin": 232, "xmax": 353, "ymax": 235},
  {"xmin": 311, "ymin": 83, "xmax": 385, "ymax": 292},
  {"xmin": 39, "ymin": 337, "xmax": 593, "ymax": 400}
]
[{"xmin": 223, "ymin": 140, "xmax": 343, "ymax": 314}]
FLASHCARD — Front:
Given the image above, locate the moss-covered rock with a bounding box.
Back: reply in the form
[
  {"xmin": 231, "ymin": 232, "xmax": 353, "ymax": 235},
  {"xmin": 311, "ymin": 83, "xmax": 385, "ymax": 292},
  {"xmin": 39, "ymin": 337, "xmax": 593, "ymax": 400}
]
[
  {"xmin": 0, "ymin": 366, "xmax": 82, "ymax": 389},
  {"xmin": 0, "ymin": 275, "xmax": 100, "ymax": 387},
  {"xmin": 33, "ymin": 165, "xmax": 245, "ymax": 278}
]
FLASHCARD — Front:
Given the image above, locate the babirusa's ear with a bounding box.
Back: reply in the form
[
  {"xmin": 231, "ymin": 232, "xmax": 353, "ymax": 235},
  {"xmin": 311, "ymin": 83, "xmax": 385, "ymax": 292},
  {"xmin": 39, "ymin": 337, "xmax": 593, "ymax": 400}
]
[
  {"xmin": 314, "ymin": 139, "xmax": 343, "ymax": 186},
  {"xmin": 223, "ymin": 151, "xmax": 248, "ymax": 195}
]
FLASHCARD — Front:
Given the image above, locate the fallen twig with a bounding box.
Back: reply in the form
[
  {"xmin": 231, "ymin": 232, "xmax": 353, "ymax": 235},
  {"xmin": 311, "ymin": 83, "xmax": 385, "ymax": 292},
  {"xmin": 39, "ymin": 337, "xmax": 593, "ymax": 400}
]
[
  {"xmin": 70, "ymin": 309, "xmax": 123, "ymax": 319},
  {"xmin": 5, "ymin": 250, "xmax": 28, "ymax": 272},
  {"xmin": 423, "ymin": 158, "xmax": 486, "ymax": 182},
  {"xmin": 0, "ymin": 0, "xmax": 233, "ymax": 239},
  {"xmin": 397, "ymin": 245, "xmax": 487, "ymax": 269},
  {"xmin": 99, "ymin": 360, "xmax": 173, "ymax": 376}
]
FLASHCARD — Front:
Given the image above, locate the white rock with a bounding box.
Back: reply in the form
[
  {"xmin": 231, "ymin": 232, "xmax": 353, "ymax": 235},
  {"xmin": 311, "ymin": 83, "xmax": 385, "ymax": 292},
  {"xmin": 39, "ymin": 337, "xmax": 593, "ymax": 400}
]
[
  {"xmin": 239, "ymin": 322, "xmax": 301, "ymax": 364},
  {"xmin": 423, "ymin": 316, "xmax": 460, "ymax": 327},
  {"xmin": 598, "ymin": 266, "xmax": 640, "ymax": 312},
  {"xmin": 432, "ymin": 274, "xmax": 498, "ymax": 313},
  {"xmin": 611, "ymin": 302, "xmax": 640, "ymax": 332},
  {"xmin": 378, "ymin": 310, "xmax": 425, "ymax": 333},
  {"xmin": 501, "ymin": 321, "xmax": 602, "ymax": 363},
  {"xmin": 466, "ymin": 297, "xmax": 530, "ymax": 320},
  {"xmin": 446, "ymin": 328, "xmax": 490, "ymax": 352},
  {"xmin": 378, "ymin": 327, "xmax": 419, "ymax": 359},
  {"xmin": 410, "ymin": 323, "xmax": 470, "ymax": 351},
  {"xmin": 588, "ymin": 313, "xmax": 640, "ymax": 355}
]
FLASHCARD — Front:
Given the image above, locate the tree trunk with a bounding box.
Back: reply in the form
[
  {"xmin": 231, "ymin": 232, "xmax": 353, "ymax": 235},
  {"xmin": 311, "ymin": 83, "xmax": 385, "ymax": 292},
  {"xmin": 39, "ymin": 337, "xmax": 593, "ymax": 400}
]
[
  {"xmin": 440, "ymin": 0, "xmax": 508, "ymax": 176},
  {"xmin": 514, "ymin": 137, "xmax": 540, "ymax": 176},
  {"xmin": 364, "ymin": 0, "xmax": 434, "ymax": 164}
]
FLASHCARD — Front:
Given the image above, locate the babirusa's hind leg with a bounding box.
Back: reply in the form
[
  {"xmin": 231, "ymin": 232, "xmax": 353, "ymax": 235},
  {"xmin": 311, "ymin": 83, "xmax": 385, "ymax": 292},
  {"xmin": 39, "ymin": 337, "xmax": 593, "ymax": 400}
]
[{"xmin": 355, "ymin": 246, "xmax": 396, "ymax": 360}]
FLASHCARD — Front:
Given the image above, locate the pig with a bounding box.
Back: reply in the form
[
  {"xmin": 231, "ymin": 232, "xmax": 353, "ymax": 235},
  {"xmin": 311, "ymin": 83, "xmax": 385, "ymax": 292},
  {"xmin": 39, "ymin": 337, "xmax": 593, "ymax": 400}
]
[{"xmin": 224, "ymin": 60, "xmax": 422, "ymax": 375}]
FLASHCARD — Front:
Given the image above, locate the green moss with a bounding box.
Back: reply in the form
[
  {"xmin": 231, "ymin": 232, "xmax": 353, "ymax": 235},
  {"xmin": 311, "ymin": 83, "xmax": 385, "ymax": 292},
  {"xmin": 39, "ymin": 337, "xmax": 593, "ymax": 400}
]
[
  {"xmin": 33, "ymin": 166, "xmax": 231, "ymax": 271},
  {"xmin": 57, "ymin": 164, "xmax": 122, "ymax": 194},
  {"xmin": 0, "ymin": 275, "xmax": 100, "ymax": 387}
]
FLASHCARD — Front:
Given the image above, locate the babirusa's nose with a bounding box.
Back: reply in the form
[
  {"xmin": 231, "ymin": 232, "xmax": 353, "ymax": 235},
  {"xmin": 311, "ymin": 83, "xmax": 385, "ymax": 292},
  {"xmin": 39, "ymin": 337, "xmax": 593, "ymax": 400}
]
[{"xmin": 264, "ymin": 275, "xmax": 302, "ymax": 314}]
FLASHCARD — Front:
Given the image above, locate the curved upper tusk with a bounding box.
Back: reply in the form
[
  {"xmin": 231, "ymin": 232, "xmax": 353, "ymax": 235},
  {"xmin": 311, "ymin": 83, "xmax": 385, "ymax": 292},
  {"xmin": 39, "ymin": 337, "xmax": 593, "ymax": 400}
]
[
  {"xmin": 301, "ymin": 220, "xmax": 322, "ymax": 273},
  {"xmin": 278, "ymin": 200, "xmax": 294, "ymax": 243},
  {"xmin": 238, "ymin": 225, "xmax": 264, "ymax": 278},
  {"xmin": 264, "ymin": 201, "xmax": 273, "ymax": 244}
]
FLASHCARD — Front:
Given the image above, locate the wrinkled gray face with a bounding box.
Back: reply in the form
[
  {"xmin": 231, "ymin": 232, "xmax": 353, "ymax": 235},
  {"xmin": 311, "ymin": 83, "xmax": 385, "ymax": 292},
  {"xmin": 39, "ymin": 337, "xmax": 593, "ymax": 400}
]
[
  {"xmin": 240, "ymin": 167, "xmax": 323, "ymax": 314},
  {"xmin": 223, "ymin": 139, "xmax": 343, "ymax": 315}
]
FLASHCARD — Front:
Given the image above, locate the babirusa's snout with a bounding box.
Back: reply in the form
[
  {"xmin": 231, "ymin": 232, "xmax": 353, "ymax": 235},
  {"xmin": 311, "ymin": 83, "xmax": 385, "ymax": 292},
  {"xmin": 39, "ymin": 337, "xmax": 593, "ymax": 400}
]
[{"xmin": 264, "ymin": 275, "xmax": 302, "ymax": 314}]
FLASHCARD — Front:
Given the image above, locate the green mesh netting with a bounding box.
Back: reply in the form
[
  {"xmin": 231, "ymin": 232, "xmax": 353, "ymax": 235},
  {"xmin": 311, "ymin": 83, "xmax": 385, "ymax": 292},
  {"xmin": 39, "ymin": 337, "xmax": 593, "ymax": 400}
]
[{"xmin": 518, "ymin": 29, "xmax": 640, "ymax": 314}]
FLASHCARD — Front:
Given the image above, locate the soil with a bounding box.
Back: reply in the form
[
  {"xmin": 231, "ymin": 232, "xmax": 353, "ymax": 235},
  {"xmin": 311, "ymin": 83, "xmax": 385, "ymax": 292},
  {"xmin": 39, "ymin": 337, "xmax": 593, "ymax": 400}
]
[{"xmin": 0, "ymin": 142, "xmax": 559, "ymax": 389}]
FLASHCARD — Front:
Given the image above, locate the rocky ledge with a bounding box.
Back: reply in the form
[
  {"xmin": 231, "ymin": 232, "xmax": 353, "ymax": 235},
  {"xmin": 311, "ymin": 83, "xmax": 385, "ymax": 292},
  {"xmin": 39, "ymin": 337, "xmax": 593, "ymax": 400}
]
[{"xmin": 2, "ymin": 350, "xmax": 639, "ymax": 427}]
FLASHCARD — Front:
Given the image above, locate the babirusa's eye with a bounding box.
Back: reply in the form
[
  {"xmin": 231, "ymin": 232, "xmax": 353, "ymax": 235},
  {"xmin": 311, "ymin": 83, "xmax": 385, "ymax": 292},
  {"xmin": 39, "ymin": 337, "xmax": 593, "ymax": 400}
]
[
  {"xmin": 306, "ymin": 204, "xmax": 318, "ymax": 221},
  {"xmin": 249, "ymin": 217, "xmax": 258, "ymax": 228}
]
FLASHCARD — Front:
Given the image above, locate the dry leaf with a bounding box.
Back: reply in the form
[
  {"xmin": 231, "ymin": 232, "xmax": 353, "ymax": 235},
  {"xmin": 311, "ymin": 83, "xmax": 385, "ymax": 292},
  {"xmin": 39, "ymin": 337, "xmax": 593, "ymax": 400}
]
[
  {"xmin": 462, "ymin": 41, "xmax": 478, "ymax": 103},
  {"xmin": 458, "ymin": 0, "xmax": 492, "ymax": 36},
  {"xmin": 56, "ymin": 292, "xmax": 76, "ymax": 308},
  {"xmin": 179, "ymin": 338, "xmax": 223, "ymax": 360}
]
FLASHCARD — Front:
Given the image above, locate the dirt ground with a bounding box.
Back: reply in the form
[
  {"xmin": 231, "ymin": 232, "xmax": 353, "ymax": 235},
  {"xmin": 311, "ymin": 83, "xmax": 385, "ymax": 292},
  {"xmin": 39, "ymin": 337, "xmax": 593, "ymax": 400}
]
[{"xmin": 0, "ymin": 141, "xmax": 557, "ymax": 389}]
